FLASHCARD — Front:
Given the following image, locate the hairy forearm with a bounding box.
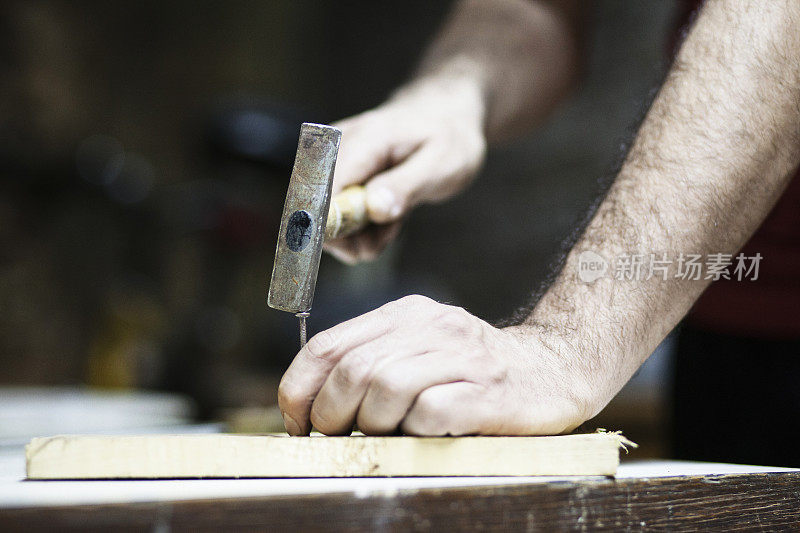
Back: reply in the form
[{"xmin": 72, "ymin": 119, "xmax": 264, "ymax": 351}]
[
  {"xmin": 525, "ymin": 0, "xmax": 800, "ymax": 411},
  {"xmin": 397, "ymin": 0, "xmax": 582, "ymax": 142}
]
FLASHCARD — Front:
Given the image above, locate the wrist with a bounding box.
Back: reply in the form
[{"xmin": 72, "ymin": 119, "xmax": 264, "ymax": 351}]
[
  {"xmin": 388, "ymin": 58, "xmax": 488, "ymax": 132},
  {"xmin": 501, "ymin": 321, "xmax": 606, "ymax": 423}
]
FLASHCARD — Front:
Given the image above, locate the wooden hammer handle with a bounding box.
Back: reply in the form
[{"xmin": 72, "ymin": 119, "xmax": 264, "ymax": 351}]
[{"xmin": 325, "ymin": 185, "xmax": 369, "ymax": 240}]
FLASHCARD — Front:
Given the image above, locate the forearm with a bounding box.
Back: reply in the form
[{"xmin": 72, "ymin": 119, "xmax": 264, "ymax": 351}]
[
  {"xmin": 524, "ymin": 0, "xmax": 800, "ymax": 410},
  {"xmin": 397, "ymin": 0, "xmax": 582, "ymax": 142}
]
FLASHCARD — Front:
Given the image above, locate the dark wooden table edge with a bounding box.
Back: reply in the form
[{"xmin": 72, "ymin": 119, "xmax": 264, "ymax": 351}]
[{"xmin": 2, "ymin": 471, "xmax": 799, "ymax": 531}]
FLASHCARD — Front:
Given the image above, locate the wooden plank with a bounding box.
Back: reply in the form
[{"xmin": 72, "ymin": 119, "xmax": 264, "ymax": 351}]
[
  {"xmin": 3, "ymin": 471, "xmax": 799, "ymax": 531},
  {"xmin": 25, "ymin": 433, "xmax": 632, "ymax": 479}
]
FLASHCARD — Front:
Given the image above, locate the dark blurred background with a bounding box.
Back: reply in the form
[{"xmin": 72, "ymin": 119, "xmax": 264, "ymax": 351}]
[{"xmin": 0, "ymin": 1, "xmax": 679, "ymax": 454}]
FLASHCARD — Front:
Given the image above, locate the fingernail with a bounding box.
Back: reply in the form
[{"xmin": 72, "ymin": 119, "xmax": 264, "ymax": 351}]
[
  {"xmin": 367, "ymin": 187, "xmax": 399, "ymax": 220},
  {"xmin": 282, "ymin": 412, "xmax": 301, "ymax": 436}
]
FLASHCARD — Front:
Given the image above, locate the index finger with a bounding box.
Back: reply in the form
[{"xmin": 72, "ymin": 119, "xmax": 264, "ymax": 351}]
[
  {"xmin": 277, "ymin": 301, "xmax": 400, "ymax": 435},
  {"xmin": 331, "ymin": 122, "xmax": 391, "ymax": 195}
]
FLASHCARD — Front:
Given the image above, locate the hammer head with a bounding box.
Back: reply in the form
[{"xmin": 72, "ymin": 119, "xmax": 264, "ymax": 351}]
[{"xmin": 268, "ymin": 123, "xmax": 342, "ymax": 313}]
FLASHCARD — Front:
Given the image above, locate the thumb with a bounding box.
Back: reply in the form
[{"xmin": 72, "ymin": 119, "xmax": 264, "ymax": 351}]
[{"xmin": 363, "ymin": 186, "xmax": 403, "ymax": 224}]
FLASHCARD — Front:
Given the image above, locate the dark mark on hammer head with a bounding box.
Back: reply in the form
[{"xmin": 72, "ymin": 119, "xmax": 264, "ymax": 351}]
[
  {"xmin": 286, "ymin": 210, "xmax": 313, "ymax": 252},
  {"xmin": 268, "ymin": 122, "xmax": 341, "ymax": 314}
]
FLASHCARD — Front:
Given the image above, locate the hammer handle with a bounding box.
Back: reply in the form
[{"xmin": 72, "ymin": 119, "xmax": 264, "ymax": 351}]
[{"xmin": 325, "ymin": 185, "xmax": 369, "ymax": 240}]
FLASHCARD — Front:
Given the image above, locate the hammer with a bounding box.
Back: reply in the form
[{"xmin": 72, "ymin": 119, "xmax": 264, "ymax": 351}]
[{"xmin": 267, "ymin": 123, "xmax": 368, "ymax": 347}]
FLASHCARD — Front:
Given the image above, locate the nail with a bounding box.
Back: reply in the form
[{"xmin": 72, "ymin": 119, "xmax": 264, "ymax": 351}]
[{"xmin": 282, "ymin": 412, "xmax": 301, "ymax": 436}]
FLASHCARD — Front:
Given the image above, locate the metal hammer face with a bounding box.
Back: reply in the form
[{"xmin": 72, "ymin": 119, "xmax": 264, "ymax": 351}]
[{"xmin": 268, "ymin": 123, "xmax": 341, "ymax": 314}]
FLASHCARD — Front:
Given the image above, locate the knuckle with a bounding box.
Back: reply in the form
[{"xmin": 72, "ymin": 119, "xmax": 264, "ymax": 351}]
[
  {"xmin": 371, "ymin": 372, "xmax": 405, "ymax": 399},
  {"xmin": 384, "ymin": 294, "xmax": 432, "ymax": 315},
  {"xmin": 359, "ymin": 108, "xmax": 384, "ymax": 125},
  {"xmin": 399, "ymin": 294, "xmax": 432, "ymax": 306},
  {"xmin": 436, "ymin": 307, "xmax": 474, "ymax": 334},
  {"xmin": 304, "ymin": 331, "xmax": 337, "ymax": 361},
  {"xmin": 413, "ymin": 390, "xmax": 448, "ymax": 423},
  {"xmin": 403, "ymin": 395, "xmax": 448, "ymax": 436},
  {"xmin": 333, "ymin": 350, "xmax": 372, "ymax": 389},
  {"xmin": 356, "ymin": 401, "xmax": 399, "ymax": 435},
  {"xmin": 437, "ymin": 135, "xmax": 485, "ymax": 187},
  {"xmin": 277, "ymin": 379, "xmax": 302, "ymax": 412},
  {"xmin": 338, "ymin": 110, "xmax": 377, "ymax": 132}
]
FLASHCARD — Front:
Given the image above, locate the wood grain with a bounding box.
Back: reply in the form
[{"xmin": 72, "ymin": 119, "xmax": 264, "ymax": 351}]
[
  {"xmin": 26, "ymin": 432, "xmax": 631, "ymax": 479},
  {"xmin": 3, "ymin": 471, "xmax": 799, "ymax": 531}
]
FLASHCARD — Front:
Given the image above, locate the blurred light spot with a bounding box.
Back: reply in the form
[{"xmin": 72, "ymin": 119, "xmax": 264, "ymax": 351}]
[
  {"xmin": 76, "ymin": 135, "xmax": 125, "ymax": 185},
  {"xmin": 231, "ymin": 111, "xmax": 283, "ymax": 158},
  {"xmin": 106, "ymin": 153, "xmax": 154, "ymax": 204}
]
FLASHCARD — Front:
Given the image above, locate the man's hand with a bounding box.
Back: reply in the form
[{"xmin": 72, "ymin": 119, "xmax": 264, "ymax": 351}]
[
  {"xmin": 323, "ymin": 0, "xmax": 582, "ymax": 264},
  {"xmin": 324, "ymin": 77, "xmax": 487, "ymax": 264},
  {"xmin": 277, "ymin": 1, "xmax": 800, "ymax": 439},
  {"xmin": 278, "ymin": 295, "xmax": 594, "ymax": 436}
]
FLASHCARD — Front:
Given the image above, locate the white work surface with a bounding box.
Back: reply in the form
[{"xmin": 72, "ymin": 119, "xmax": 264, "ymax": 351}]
[{"xmin": 0, "ymin": 445, "xmax": 796, "ymax": 509}]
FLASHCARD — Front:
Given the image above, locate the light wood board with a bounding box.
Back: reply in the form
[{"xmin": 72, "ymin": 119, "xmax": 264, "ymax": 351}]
[{"xmin": 25, "ymin": 433, "xmax": 633, "ymax": 479}]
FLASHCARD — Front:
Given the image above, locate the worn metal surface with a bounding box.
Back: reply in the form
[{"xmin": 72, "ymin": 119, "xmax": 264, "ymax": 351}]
[{"xmin": 268, "ymin": 123, "xmax": 341, "ymax": 313}]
